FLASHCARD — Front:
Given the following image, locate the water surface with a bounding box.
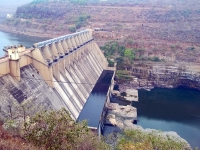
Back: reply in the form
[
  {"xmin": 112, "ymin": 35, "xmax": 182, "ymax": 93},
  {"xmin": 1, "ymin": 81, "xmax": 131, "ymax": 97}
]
[
  {"xmin": 0, "ymin": 31, "xmax": 45, "ymax": 57},
  {"xmin": 78, "ymin": 71, "xmax": 113, "ymax": 128},
  {"xmin": 132, "ymin": 87, "xmax": 200, "ymax": 148}
]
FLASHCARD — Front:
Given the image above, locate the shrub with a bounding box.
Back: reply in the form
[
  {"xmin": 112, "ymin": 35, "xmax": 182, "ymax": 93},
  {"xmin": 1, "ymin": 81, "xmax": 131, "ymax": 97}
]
[
  {"xmin": 75, "ymin": 21, "xmax": 82, "ymax": 29},
  {"xmin": 116, "ymin": 129, "xmax": 188, "ymax": 150},
  {"xmin": 13, "ymin": 19, "xmax": 20, "ymax": 26},
  {"xmin": 101, "ymin": 41, "xmax": 122, "ymax": 57},
  {"xmin": 107, "ymin": 58, "xmax": 114, "ymax": 67},
  {"xmin": 154, "ymin": 57, "xmax": 160, "ymax": 62},
  {"xmin": 187, "ymin": 47, "xmax": 195, "ymax": 51},
  {"xmin": 23, "ymin": 109, "xmax": 109, "ymax": 150},
  {"xmin": 124, "ymin": 49, "xmax": 134, "ymax": 61},
  {"xmin": 148, "ymin": 57, "xmax": 160, "ymax": 62},
  {"xmin": 68, "ymin": 25, "xmax": 76, "ymax": 33},
  {"xmin": 116, "ymin": 70, "xmax": 132, "ymax": 82}
]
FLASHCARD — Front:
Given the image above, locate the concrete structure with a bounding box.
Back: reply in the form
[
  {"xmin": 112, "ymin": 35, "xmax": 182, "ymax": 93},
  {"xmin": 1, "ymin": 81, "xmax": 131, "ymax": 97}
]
[
  {"xmin": 0, "ymin": 29, "xmax": 108, "ymax": 121},
  {"xmin": 7, "ymin": 14, "xmax": 13, "ymax": 19}
]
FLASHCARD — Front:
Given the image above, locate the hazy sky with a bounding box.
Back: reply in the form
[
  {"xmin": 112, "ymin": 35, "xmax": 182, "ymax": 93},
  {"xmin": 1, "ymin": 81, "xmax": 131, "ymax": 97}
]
[
  {"xmin": 0, "ymin": 0, "xmax": 199, "ymax": 19},
  {"xmin": 0, "ymin": 0, "xmax": 32, "ymax": 18}
]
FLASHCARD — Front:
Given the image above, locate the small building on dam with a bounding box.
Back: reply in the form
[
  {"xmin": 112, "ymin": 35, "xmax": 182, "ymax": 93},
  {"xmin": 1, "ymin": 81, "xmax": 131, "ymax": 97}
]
[{"xmin": 0, "ymin": 29, "xmax": 114, "ymax": 133}]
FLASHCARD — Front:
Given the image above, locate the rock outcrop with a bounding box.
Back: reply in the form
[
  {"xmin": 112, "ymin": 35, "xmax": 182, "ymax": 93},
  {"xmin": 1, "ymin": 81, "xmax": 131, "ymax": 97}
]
[
  {"xmin": 119, "ymin": 62, "xmax": 200, "ymax": 91},
  {"xmin": 103, "ymin": 102, "xmax": 191, "ymax": 149}
]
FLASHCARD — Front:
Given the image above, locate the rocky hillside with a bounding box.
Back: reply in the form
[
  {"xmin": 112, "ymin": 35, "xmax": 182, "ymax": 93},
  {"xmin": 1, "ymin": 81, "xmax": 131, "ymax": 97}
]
[
  {"xmin": 115, "ymin": 60, "xmax": 200, "ymax": 91},
  {"xmin": 133, "ymin": 62, "xmax": 200, "ymax": 90},
  {"xmin": 1, "ymin": 0, "xmax": 200, "ymax": 64}
]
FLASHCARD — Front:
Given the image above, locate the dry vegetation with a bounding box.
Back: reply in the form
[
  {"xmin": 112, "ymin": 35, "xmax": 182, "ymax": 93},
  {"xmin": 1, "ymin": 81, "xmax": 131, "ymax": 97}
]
[
  {"xmin": 116, "ymin": 129, "xmax": 189, "ymax": 150},
  {"xmin": 1, "ymin": 0, "xmax": 200, "ymax": 63},
  {"xmin": 0, "ymin": 109, "xmax": 110, "ymax": 150},
  {"xmin": 0, "ymin": 109, "xmax": 190, "ymax": 150},
  {"xmin": 0, "ymin": 122, "xmax": 42, "ymax": 150}
]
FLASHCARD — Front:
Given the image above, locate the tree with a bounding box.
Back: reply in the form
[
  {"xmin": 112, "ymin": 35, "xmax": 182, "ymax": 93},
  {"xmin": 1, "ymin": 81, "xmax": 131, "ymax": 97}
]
[
  {"xmin": 75, "ymin": 21, "xmax": 82, "ymax": 29},
  {"xmin": 148, "ymin": 57, "xmax": 160, "ymax": 62},
  {"xmin": 154, "ymin": 57, "xmax": 160, "ymax": 62},
  {"xmin": 24, "ymin": 109, "xmax": 109, "ymax": 150},
  {"xmin": 116, "ymin": 57, "xmax": 124, "ymax": 69},
  {"xmin": 107, "ymin": 58, "xmax": 114, "ymax": 67},
  {"xmin": 124, "ymin": 49, "xmax": 134, "ymax": 61},
  {"xmin": 68, "ymin": 25, "xmax": 76, "ymax": 33},
  {"xmin": 100, "ymin": 41, "xmax": 121, "ymax": 57},
  {"xmin": 118, "ymin": 46, "xmax": 125, "ymax": 56}
]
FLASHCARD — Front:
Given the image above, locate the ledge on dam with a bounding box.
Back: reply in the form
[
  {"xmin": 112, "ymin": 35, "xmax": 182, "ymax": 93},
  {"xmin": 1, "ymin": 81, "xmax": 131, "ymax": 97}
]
[{"xmin": 0, "ymin": 29, "xmax": 112, "ymax": 131}]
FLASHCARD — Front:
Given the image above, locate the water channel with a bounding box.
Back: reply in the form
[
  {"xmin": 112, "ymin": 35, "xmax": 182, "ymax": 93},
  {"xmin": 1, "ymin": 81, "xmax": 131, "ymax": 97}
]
[
  {"xmin": 0, "ymin": 31, "xmax": 200, "ymax": 148},
  {"xmin": 78, "ymin": 71, "xmax": 114, "ymax": 128}
]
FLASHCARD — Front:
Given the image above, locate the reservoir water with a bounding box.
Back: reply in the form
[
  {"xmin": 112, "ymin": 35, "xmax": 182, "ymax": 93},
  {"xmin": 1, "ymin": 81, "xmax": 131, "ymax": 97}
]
[
  {"xmin": 132, "ymin": 87, "xmax": 200, "ymax": 148},
  {"xmin": 0, "ymin": 31, "xmax": 45, "ymax": 57}
]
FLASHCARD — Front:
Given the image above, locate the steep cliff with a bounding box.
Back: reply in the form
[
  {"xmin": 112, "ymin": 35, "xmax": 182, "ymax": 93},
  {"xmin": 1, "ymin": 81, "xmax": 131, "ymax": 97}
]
[{"xmin": 119, "ymin": 62, "xmax": 200, "ymax": 91}]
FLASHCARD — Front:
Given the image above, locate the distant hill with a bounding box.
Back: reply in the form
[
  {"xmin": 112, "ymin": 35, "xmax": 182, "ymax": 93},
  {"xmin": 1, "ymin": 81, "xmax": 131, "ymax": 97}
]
[
  {"xmin": 1, "ymin": 0, "xmax": 200, "ymax": 63},
  {"xmin": 0, "ymin": 0, "xmax": 32, "ymax": 20}
]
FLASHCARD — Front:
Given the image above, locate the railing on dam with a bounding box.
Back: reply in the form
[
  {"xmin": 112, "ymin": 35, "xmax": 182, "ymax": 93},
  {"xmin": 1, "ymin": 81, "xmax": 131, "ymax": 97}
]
[
  {"xmin": 0, "ymin": 29, "xmax": 108, "ymax": 85},
  {"xmin": 33, "ymin": 30, "xmax": 93, "ymax": 48}
]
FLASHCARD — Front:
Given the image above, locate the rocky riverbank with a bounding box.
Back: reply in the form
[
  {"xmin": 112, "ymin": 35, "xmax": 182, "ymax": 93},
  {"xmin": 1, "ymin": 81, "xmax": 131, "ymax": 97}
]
[
  {"xmin": 104, "ymin": 124, "xmax": 191, "ymax": 150},
  {"xmin": 103, "ymin": 103, "xmax": 191, "ymax": 149},
  {"xmin": 118, "ymin": 62, "xmax": 200, "ymax": 92}
]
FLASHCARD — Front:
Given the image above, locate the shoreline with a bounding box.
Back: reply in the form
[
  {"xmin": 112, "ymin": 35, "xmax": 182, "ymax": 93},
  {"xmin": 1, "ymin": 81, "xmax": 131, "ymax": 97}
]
[
  {"xmin": 103, "ymin": 94, "xmax": 192, "ymax": 150},
  {"xmin": 0, "ymin": 24, "xmax": 55, "ymax": 39},
  {"xmin": 112, "ymin": 83, "xmax": 200, "ymax": 148}
]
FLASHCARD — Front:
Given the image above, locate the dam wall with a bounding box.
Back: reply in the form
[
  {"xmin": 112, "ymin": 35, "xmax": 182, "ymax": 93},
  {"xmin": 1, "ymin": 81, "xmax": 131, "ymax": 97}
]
[{"xmin": 0, "ymin": 29, "xmax": 108, "ymax": 121}]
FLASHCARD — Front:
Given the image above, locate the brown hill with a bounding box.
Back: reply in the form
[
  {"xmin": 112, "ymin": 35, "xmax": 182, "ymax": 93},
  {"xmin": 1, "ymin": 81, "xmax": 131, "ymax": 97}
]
[{"xmin": 1, "ymin": 0, "xmax": 200, "ymax": 63}]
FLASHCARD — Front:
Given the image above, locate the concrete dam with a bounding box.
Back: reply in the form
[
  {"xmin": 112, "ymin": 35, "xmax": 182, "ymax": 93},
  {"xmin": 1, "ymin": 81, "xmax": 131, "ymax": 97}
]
[{"xmin": 0, "ymin": 29, "xmax": 110, "ymax": 129}]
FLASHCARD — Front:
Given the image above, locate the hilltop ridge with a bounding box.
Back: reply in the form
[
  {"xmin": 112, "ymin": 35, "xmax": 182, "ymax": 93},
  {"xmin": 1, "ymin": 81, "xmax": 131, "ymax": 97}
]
[{"xmin": 1, "ymin": 0, "xmax": 200, "ymax": 64}]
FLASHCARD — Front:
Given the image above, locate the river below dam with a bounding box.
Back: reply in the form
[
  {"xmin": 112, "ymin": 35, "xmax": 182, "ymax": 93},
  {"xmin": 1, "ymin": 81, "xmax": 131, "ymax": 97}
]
[
  {"xmin": 0, "ymin": 31, "xmax": 46, "ymax": 57},
  {"xmin": 130, "ymin": 87, "xmax": 200, "ymax": 148}
]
